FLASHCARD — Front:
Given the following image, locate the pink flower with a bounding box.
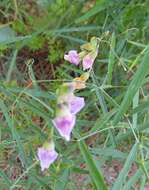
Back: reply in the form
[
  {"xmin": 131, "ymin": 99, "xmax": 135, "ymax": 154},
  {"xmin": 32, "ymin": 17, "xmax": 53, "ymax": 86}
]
[
  {"xmin": 58, "ymin": 94, "xmax": 85, "ymax": 115},
  {"xmin": 82, "ymin": 54, "xmax": 94, "ymax": 70},
  {"xmin": 54, "ymin": 94, "xmax": 84, "ymax": 141},
  {"xmin": 68, "ymin": 96, "xmax": 85, "ymax": 114},
  {"xmin": 64, "ymin": 50, "xmax": 80, "ymax": 65},
  {"xmin": 37, "ymin": 143, "xmax": 58, "ymax": 171},
  {"xmin": 53, "ymin": 114, "xmax": 76, "ymax": 141}
]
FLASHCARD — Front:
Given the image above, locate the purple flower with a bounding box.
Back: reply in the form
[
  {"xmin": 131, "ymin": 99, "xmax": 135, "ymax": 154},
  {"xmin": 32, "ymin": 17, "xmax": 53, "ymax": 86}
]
[
  {"xmin": 68, "ymin": 96, "xmax": 85, "ymax": 114},
  {"xmin": 82, "ymin": 54, "xmax": 94, "ymax": 70},
  {"xmin": 37, "ymin": 144, "xmax": 58, "ymax": 171},
  {"xmin": 57, "ymin": 94, "xmax": 85, "ymax": 115},
  {"xmin": 53, "ymin": 114, "xmax": 76, "ymax": 141},
  {"xmin": 64, "ymin": 50, "xmax": 80, "ymax": 65}
]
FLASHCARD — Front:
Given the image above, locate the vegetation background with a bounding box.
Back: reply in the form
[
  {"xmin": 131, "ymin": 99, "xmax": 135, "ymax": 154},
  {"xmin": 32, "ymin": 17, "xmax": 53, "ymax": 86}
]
[{"xmin": 0, "ymin": 0, "xmax": 149, "ymax": 189}]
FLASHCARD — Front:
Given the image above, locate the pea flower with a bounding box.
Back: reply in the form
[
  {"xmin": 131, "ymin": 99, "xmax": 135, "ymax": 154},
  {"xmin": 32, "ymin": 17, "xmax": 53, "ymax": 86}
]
[
  {"xmin": 53, "ymin": 113, "xmax": 76, "ymax": 141},
  {"xmin": 82, "ymin": 54, "xmax": 94, "ymax": 70},
  {"xmin": 64, "ymin": 50, "xmax": 80, "ymax": 65},
  {"xmin": 37, "ymin": 141, "xmax": 58, "ymax": 171},
  {"xmin": 73, "ymin": 72, "xmax": 90, "ymax": 90},
  {"xmin": 81, "ymin": 37, "xmax": 99, "ymax": 70},
  {"xmin": 54, "ymin": 37, "xmax": 100, "ymax": 141},
  {"xmin": 57, "ymin": 94, "xmax": 85, "ymax": 115},
  {"xmin": 53, "ymin": 87, "xmax": 85, "ymax": 141},
  {"xmin": 82, "ymin": 49, "xmax": 98, "ymax": 70},
  {"xmin": 68, "ymin": 95, "xmax": 85, "ymax": 114}
]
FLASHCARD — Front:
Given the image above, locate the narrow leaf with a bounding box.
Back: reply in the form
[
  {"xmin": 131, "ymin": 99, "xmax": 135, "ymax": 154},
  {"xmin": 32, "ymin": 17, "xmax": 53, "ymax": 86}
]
[
  {"xmin": 0, "ymin": 171, "xmax": 12, "ymax": 187},
  {"xmin": 112, "ymin": 143, "xmax": 138, "ymax": 190},
  {"xmin": 75, "ymin": 0, "xmax": 113, "ymax": 23},
  {"xmin": 6, "ymin": 49, "xmax": 18, "ymax": 82},
  {"xmin": 0, "ymin": 100, "xmax": 27, "ymax": 168},
  {"xmin": 107, "ymin": 32, "xmax": 116, "ymax": 85},
  {"xmin": 78, "ymin": 140, "xmax": 108, "ymax": 190},
  {"xmin": 113, "ymin": 47, "xmax": 149, "ymax": 125}
]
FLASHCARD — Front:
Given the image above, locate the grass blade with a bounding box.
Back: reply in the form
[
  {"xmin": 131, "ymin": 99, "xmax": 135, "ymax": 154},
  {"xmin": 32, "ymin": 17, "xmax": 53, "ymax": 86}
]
[
  {"xmin": 91, "ymin": 73, "xmax": 116, "ymax": 147},
  {"xmin": 107, "ymin": 32, "xmax": 116, "ymax": 85},
  {"xmin": 111, "ymin": 143, "xmax": 138, "ymax": 190},
  {"xmin": 113, "ymin": 47, "xmax": 149, "ymax": 126},
  {"xmin": 0, "ymin": 170, "xmax": 12, "ymax": 187},
  {"xmin": 75, "ymin": 0, "xmax": 113, "ymax": 23},
  {"xmin": 122, "ymin": 160, "xmax": 149, "ymax": 190},
  {"xmin": 0, "ymin": 100, "xmax": 27, "ymax": 168},
  {"xmin": 55, "ymin": 169, "xmax": 69, "ymax": 190},
  {"xmin": 132, "ymin": 90, "xmax": 139, "ymax": 129},
  {"xmin": 78, "ymin": 140, "xmax": 108, "ymax": 190},
  {"xmin": 115, "ymin": 121, "xmax": 149, "ymax": 143},
  {"xmin": 54, "ymin": 26, "xmax": 101, "ymax": 33},
  {"xmin": 6, "ymin": 49, "xmax": 18, "ymax": 82}
]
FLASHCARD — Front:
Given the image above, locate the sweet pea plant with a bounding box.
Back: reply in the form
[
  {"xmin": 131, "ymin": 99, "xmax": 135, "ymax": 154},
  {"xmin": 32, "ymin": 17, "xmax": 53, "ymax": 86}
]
[{"xmin": 37, "ymin": 37, "xmax": 99, "ymax": 171}]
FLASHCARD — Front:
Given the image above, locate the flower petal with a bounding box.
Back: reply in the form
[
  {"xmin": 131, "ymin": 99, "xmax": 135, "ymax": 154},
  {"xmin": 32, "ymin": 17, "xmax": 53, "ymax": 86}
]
[
  {"xmin": 37, "ymin": 148, "xmax": 58, "ymax": 171},
  {"xmin": 68, "ymin": 96, "xmax": 85, "ymax": 114},
  {"xmin": 64, "ymin": 50, "xmax": 80, "ymax": 65},
  {"xmin": 82, "ymin": 54, "xmax": 94, "ymax": 70},
  {"xmin": 53, "ymin": 114, "xmax": 76, "ymax": 141},
  {"xmin": 73, "ymin": 72, "xmax": 90, "ymax": 90}
]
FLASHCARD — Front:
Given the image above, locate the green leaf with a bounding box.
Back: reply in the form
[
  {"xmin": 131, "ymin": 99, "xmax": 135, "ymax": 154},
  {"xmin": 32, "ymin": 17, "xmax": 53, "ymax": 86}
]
[
  {"xmin": 78, "ymin": 140, "xmax": 108, "ymax": 190},
  {"xmin": 113, "ymin": 46, "xmax": 149, "ymax": 125},
  {"xmin": 107, "ymin": 32, "xmax": 116, "ymax": 85},
  {"xmin": 132, "ymin": 90, "xmax": 139, "ymax": 129},
  {"xmin": 0, "ymin": 100, "xmax": 27, "ymax": 168},
  {"xmin": 112, "ymin": 143, "xmax": 138, "ymax": 190},
  {"xmin": 115, "ymin": 121, "xmax": 149, "ymax": 143},
  {"xmin": 122, "ymin": 160, "xmax": 149, "ymax": 190},
  {"xmin": 55, "ymin": 169, "xmax": 69, "ymax": 190},
  {"xmin": 0, "ymin": 171, "xmax": 12, "ymax": 187},
  {"xmin": 54, "ymin": 26, "xmax": 102, "ymax": 33},
  {"xmin": 133, "ymin": 101, "xmax": 149, "ymax": 114},
  {"xmin": 91, "ymin": 110, "xmax": 116, "ymax": 133},
  {"xmin": 6, "ymin": 49, "xmax": 18, "ymax": 82},
  {"xmin": 92, "ymin": 147, "xmax": 127, "ymax": 159},
  {"xmin": 75, "ymin": 0, "xmax": 114, "ymax": 23}
]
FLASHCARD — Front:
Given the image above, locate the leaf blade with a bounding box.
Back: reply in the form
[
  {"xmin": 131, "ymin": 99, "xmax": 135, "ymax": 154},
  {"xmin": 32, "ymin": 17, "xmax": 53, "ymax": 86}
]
[
  {"xmin": 113, "ymin": 46, "xmax": 149, "ymax": 125},
  {"xmin": 75, "ymin": 0, "xmax": 113, "ymax": 23},
  {"xmin": 112, "ymin": 143, "xmax": 138, "ymax": 190},
  {"xmin": 78, "ymin": 140, "xmax": 108, "ymax": 190}
]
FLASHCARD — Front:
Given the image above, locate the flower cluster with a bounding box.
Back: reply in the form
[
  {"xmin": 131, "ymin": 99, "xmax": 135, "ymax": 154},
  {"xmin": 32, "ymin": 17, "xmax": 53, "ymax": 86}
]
[
  {"xmin": 52, "ymin": 82, "xmax": 85, "ymax": 141},
  {"xmin": 37, "ymin": 37, "xmax": 99, "ymax": 171},
  {"xmin": 64, "ymin": 37, "xmax": 99, "ymax": 70}
]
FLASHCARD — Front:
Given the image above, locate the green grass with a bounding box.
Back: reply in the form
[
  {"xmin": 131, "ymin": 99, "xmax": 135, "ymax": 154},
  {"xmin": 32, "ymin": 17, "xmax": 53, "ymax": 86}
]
[{"xmin": 0, "ymin": 0, "xmax": 149, "ymax": 189}]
